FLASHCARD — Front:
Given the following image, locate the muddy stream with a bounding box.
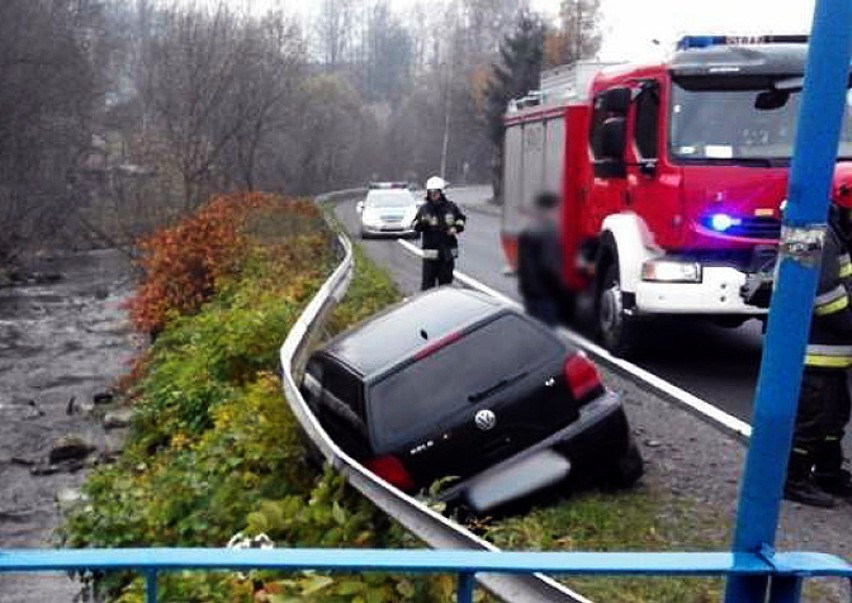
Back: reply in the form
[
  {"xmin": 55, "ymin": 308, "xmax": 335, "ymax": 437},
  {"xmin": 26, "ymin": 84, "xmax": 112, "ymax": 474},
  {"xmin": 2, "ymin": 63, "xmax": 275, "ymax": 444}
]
[{"xmin": 0, "ymin": 249, "xmax": 140, "ymax": 602}]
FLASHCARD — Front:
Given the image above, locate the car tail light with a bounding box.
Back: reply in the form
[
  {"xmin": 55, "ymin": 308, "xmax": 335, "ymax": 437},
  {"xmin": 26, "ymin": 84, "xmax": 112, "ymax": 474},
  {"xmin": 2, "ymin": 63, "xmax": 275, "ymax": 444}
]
[
  {"xmin": 564, "ymin": 353, "xmax": 603, "ymax": 402},
  {"xmin": 365, "ymin": 455, "xmax": 415, "ymax": 491}
]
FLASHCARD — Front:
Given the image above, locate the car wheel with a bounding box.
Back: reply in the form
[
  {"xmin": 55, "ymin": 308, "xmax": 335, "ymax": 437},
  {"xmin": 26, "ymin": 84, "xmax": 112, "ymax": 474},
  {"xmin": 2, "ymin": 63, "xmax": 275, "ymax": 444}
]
[
  {"xmin": 359, "ymin": 228, "xmax": 369, "ymax": 240},
  {"xmin": 610, "ymin": 440, "xmax": 644, "ymax": 488},
  {"xmin": 596, "ymin": 260, "xmax": 638, "ymax": 356}
]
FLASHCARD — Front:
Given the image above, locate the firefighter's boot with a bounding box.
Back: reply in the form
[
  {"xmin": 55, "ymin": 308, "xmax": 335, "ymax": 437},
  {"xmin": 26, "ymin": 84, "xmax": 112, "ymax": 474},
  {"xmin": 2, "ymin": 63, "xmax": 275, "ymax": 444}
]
[
  {"xmin": 814, "ymin": 437, "xmax": 852, "ymax": 499},
  {"xmin": 784, "ymin": 448, "xmax": 836, "ymax": 508}
]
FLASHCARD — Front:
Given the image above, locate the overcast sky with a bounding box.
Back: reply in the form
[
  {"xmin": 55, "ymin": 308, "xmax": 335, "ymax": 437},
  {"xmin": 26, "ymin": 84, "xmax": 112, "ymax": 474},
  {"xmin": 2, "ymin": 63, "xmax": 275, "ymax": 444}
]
[
  {"xmin": 253, "ymin": 0, "xmax": 819, "ymax": 62},
  {"xmin": 590, "ymin": 0, "xmax": 817, "ymax": 61}
]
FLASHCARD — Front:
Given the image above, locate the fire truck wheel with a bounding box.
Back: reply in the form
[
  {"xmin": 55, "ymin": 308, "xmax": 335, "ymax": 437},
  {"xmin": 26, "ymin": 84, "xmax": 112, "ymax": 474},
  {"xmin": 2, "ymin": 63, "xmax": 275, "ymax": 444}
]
[
  {"xmin": 559, "ymin": 291, "xmax": 577, "ymax": 325},
  {"xmin": 596, "ymin": 261, "xmax": 637, "ymax": 356}
]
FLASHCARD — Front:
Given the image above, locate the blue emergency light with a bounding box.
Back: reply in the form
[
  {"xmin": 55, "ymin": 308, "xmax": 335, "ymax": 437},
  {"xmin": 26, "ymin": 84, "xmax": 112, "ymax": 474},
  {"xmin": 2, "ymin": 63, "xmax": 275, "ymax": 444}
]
[
  {"xmin": 709, "ymin": 213, "xmax": 742, "ymax": 232},
  {"xmin": 701, "ymin": 212, "xmax": 744, "ymax": 233},
  {"xmin": 677, "ymin": 35, "xmax": 808, "ymax": 51}
]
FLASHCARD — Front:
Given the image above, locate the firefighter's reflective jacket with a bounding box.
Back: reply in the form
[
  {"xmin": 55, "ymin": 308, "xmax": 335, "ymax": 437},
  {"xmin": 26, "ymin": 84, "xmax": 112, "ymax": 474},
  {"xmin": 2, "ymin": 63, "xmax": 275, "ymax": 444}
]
[
  {"xmin": 806, "ymin": 221, "xmax": 852, "ymax": 368},
  {"xmin": 412, "ymin": 196, "xmax": 466, "ymax": 261}
]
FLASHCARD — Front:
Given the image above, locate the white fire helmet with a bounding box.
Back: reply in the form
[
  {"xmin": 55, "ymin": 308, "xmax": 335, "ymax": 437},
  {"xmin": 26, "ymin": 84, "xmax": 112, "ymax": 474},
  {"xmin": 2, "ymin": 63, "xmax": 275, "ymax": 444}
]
[{"xmin": 425, "ymin": 176, "xmax": 447, "ymax": 192}]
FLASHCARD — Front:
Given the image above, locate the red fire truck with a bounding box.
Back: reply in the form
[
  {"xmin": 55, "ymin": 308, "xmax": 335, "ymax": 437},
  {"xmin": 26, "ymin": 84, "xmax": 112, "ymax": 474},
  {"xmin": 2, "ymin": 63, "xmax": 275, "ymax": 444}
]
[{"xmin": 501, "ymin": 36, "xmax": 852, "ymax": 354}]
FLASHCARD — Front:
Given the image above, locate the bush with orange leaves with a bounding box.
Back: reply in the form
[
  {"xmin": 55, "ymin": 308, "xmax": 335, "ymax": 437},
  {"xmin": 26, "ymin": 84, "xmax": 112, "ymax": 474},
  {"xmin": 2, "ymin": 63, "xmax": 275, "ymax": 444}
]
[{"xmin": 127, "ymin": 192, "xmax": 324, "ymax": 336}]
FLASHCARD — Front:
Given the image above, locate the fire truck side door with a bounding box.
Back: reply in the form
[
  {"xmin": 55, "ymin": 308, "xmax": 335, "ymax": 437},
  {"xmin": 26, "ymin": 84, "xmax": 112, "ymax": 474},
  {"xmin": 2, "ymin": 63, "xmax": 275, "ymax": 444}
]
[
  {"xmin": 626, "ymin": 80, "xmax": 683, "ymax": 247},
  {"xmin": 588, "ymin": 88, "xmax": 629, "ymax": 230}
]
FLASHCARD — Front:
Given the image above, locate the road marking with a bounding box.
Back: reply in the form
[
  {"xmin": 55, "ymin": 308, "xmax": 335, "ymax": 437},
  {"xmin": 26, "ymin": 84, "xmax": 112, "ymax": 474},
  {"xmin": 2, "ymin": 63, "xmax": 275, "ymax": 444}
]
[{"xmin": 397, "ymin": 238, "xmax": 753, "ymax": 440}]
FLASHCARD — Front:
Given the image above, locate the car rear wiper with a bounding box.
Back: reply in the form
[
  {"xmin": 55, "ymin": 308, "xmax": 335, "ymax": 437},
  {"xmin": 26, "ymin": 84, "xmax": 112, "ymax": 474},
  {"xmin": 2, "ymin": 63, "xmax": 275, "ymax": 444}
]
[{"xmin": 468, "ymin": 371, "xmax": 529, "ymax": 404}]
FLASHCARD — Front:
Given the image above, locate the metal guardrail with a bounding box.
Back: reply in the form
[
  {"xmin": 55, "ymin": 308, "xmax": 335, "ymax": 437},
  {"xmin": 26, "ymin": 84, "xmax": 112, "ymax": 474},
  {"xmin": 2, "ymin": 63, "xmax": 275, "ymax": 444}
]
[{"xmin": 281, "ymin": 191, "xmax": 588, "ymax": 603}]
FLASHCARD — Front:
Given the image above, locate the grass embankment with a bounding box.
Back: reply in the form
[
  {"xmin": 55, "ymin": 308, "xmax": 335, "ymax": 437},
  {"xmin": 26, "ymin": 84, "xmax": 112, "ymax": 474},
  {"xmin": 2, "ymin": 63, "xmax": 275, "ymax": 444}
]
[
  {"xmin": 484, "ymin": 488, "xmax": 725, "ymax": 602},
  {"xmin": 62, "ymin": 194, "xmax": 461, "ymax": 602}
]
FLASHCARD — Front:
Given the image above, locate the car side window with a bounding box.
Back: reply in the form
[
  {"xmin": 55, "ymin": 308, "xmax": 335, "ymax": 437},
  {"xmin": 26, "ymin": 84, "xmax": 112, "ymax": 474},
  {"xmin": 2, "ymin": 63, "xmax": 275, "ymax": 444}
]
[
  {"xmin": 589, "ymin": 93, "xmax": 609, "ymax": 159},
  {"xmin": 302, "ymin": 358, "xmax": 324, "ymax": 411},
  {"xmin": 321, "ymin": 361, "xmax": 367, "ymax": 432},
  {"xmin": 634, "ymin": 82, "xmax": 660, "ymax": 160}
]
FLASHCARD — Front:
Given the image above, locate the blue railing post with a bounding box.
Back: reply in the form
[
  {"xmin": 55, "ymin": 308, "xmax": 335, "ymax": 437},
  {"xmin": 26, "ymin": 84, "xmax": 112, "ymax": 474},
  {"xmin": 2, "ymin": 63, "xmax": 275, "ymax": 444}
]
[
  {"xmin": 146, "ymin": 570, "xmax": 157, "ymax": 603},
  {"xmin": 767, "ymin": 576, "xmax": 803, "ymax": 603},
  {"xmin": 724, "ymin": 1, "xmax": 852, "ymax": 601},
  {"xmin": 457, "ymin": 571, "xmax": 475, "ymax": 603}
]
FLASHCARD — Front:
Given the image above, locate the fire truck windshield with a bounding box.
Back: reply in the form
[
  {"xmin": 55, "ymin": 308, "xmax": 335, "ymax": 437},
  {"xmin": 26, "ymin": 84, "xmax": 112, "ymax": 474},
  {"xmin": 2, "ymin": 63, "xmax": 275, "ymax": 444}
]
[{"xmin": 669, "ymin": 80, "xmax": 852, "ymax": 164}]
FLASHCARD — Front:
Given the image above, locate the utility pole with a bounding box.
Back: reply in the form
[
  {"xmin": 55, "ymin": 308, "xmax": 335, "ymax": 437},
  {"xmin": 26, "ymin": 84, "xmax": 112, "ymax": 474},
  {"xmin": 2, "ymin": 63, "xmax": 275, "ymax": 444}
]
[
  {"xmin": 439, "ymin": 25, "xmax": 454, "ymax": 181},
  {"xmin": 440, "ymin": 71, "xmax": 452, "ymax": 179}
]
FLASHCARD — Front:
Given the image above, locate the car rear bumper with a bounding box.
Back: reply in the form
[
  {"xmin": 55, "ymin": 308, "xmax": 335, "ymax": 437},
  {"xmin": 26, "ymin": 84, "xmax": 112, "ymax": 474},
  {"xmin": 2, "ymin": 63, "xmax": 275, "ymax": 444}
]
[{"xmin": 438, "ymin": 391, "xmax": 632, "ymax": 513}]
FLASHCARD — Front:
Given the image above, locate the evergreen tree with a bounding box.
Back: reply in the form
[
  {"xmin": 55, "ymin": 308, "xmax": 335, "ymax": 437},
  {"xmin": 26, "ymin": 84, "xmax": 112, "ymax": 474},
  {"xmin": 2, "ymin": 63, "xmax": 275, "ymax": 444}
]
[{"xmin": 483, "ymin": 14, "xmax": 544, "ymax": 203}]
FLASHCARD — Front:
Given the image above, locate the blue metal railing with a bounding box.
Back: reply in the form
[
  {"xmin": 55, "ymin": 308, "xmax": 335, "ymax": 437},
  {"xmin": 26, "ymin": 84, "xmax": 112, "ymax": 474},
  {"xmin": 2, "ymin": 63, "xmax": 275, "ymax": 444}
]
[{"xmin": 1, "ymin": 548, "xmax": 850, "ymax": 603}]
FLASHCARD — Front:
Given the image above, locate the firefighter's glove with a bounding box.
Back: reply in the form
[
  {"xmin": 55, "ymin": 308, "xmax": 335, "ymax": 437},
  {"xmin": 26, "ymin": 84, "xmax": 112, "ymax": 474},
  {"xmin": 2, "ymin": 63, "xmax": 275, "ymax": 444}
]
[{"xmin": 740, "ymin": 273, "xmax": 773, "ymax": 308}]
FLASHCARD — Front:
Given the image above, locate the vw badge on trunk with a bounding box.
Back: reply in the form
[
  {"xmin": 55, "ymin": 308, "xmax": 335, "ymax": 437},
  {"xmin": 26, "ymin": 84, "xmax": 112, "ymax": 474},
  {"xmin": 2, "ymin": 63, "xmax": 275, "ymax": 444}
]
[{"xmin": 474, "ymin": 409, "xmax": 496, "ymax": 431}]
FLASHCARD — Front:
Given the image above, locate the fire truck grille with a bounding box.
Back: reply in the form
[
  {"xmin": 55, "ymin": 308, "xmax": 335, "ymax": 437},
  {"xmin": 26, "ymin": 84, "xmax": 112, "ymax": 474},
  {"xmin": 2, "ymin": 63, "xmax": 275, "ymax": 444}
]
[{"xmin": 726, "ymin": 217, "xmax": 782, "ymax": 239}]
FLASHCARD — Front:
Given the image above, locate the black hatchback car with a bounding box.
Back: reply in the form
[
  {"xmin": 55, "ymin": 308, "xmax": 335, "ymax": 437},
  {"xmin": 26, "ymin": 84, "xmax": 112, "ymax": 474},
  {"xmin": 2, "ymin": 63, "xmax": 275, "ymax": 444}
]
[{"xmin": 301, "ymin": 288, "xmax": 642, "ymax": 513}]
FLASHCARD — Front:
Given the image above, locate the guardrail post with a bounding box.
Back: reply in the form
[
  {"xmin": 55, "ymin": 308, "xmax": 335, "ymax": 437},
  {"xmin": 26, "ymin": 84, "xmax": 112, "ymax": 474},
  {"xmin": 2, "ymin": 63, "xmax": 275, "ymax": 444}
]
[
  {"xmin": 767, "ymin": 576, "xmax": 803, "ymax": 603},
  {"xmin": 456, "ymin": 571, "xmax": 475, "ymax": 603},
  {"xmin": 724, "ymin": 0, "xmax": 852, "ymax": 601},
  {"xmin": 145, "ymin": 570, "xmax": 157, "ymax": 603}
]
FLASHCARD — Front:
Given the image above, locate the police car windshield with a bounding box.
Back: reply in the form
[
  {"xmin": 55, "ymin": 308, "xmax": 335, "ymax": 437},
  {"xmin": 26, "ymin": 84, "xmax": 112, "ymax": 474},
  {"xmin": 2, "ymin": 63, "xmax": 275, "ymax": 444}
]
[
  {"xmin": 365, "ymin": 190, "xmax": 414, "ymax": 208},
  {"xmin": 669, "ymin": 80, "xmax": 852, "ymax": 163}
]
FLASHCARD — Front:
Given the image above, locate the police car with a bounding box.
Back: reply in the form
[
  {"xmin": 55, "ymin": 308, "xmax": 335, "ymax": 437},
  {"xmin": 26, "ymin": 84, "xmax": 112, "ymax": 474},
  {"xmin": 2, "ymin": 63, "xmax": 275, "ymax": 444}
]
[
  {"xmin": 301, "ymin": 288, "xmax": 643, "ymax": 514},
  {"xmin": 356, "ymin": 182, "xmax": 420, "ymax": 238}
]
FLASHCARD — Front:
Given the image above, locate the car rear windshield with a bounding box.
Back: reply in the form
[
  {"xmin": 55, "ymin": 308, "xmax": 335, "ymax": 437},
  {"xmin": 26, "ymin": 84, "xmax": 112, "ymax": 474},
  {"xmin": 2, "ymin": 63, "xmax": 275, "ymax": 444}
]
[{"xmin": 368, "ymin": 314, "xmax": 564, "ymax": 451}]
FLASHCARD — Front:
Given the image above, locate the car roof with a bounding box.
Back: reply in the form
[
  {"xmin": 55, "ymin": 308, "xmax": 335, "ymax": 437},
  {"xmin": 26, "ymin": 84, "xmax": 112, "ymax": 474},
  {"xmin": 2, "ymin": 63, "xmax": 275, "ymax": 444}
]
[
  {"xmin": 670, "ymin": 44, "xmax": 808, "ymax": 78},
  {"xmin": 320, "ymin": 288, "xmax": 507, "ymax": 378}
]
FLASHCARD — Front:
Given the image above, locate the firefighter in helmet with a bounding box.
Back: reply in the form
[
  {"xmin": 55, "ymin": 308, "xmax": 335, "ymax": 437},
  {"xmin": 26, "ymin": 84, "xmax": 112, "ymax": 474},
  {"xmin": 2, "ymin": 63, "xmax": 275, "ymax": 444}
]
[
  {"xmin": 412, "ymin": 176, "xmax": 466, "ymax": 290},
  {"xmin": 784, "ymin": 188, "xmax": 852, "ymax": 507}
]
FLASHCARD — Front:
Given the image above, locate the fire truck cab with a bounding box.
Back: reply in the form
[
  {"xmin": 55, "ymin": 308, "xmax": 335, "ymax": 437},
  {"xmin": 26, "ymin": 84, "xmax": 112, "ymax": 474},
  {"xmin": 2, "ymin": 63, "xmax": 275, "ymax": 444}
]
[{"xmin": 502, "ymin": 36, "xmax": 852, "ymax": 354}]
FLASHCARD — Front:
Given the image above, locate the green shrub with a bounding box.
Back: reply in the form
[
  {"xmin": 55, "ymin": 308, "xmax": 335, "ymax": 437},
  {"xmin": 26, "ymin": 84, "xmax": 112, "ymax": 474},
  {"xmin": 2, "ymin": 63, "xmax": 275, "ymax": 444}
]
[{"xmin": 63, "ymin": 202, "xmax": 458, "ymax": 602}]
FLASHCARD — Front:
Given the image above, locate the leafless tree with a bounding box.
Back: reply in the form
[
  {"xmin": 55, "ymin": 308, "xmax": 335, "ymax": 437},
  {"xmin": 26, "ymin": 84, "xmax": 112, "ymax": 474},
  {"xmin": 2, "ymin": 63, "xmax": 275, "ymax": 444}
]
[
  {"xmin": 316, "ymin": 0, "xmax": 357, "ymax": 70},
  {"xmin": 1, "ymin": 0, "xmax": 598, "ymax": 260},
  {"xmin": 222, "ymin": 12, "xmax": 306, "ymax": 192},
  {"xmin": 545, "ymin": 0, "xmax": 603, "ymax": 67},
  {"xmin": 0, "ymin": 0, "xmax": 100, "ymax": 262}
]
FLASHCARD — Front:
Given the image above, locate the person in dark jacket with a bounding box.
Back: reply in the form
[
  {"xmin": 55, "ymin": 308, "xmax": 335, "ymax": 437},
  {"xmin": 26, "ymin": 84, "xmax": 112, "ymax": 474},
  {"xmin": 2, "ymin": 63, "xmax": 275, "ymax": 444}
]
[
  {"xmin": 413, "ymin": 176, "xmax": 466, "ymax": 290},
  {"xmin": 517, "ymin": 192, "xmax": 565, "ymax": 326},
  {"xmin": 784, "ymin": 196, "xmax": 852, "ymax": 507}
]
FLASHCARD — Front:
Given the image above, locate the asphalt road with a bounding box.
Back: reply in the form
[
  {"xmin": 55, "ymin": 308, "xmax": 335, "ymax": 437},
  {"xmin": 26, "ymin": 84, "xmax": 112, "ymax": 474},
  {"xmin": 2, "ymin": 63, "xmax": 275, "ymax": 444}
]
[{"xmin": 335, "ymin": 193, "xmax": 766, "ymax": 423}]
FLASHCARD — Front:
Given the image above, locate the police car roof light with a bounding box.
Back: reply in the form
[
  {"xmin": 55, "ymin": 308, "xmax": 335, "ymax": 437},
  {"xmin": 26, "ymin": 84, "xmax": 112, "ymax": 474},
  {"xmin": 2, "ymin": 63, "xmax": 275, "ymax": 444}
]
[{"xmin": 369, "ymin": 181, "xmax": 409, "ymax": 190}]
